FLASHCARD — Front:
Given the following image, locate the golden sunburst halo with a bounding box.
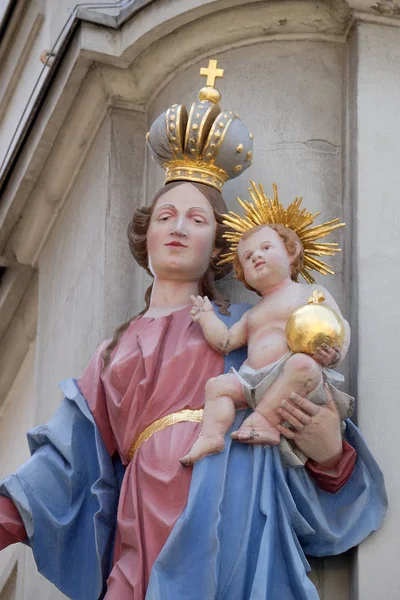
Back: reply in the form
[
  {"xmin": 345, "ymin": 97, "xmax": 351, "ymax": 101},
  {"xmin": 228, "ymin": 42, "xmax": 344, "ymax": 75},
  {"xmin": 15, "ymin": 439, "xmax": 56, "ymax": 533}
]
[{"xmin": 219, "ymin": 181, "xmax": 345, "ymax": 284}]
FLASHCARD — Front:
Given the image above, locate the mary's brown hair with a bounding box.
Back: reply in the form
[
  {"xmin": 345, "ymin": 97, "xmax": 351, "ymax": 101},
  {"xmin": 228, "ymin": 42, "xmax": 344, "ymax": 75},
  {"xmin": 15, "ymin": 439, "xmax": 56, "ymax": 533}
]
[
  {"xmin": 233, "ymin": 223, "xmax": 304, "ymax": 295},
  {"xmin": 103, "ymin": 181, "xmax": 233, "ymax": 368}
]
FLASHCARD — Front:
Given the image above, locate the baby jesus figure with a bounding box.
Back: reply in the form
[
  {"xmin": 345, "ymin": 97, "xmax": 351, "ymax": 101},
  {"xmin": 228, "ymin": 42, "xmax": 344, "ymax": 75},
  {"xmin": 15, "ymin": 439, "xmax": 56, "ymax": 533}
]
[{"xmin": 181, "ymin": 183, "xmax": 353, "ymax": 467}]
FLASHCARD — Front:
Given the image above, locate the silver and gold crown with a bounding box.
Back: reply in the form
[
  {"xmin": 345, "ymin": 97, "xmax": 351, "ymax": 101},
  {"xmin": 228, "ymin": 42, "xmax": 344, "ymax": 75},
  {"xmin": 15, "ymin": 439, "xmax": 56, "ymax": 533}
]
[{"xmin": 146, "ymin": 60, "xmax": 253, "ymax": 191}]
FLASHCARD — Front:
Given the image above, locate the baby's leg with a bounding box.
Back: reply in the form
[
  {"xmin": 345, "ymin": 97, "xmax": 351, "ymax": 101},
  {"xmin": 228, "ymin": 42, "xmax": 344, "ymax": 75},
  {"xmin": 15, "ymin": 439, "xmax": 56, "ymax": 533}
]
[
  {"xmin": 234, "ymin": 354, "xmax": 323, "ymax": 443},
  {"xmin": 180, "ymin": 373, "xmax": 244, "ymax": 467}
]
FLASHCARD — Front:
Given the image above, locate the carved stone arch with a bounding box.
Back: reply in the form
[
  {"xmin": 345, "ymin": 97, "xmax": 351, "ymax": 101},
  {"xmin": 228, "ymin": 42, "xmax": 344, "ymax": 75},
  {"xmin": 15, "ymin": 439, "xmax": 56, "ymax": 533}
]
[{"xmin": 98, "ymin": 0, "xmax": 353, "ymax": 109}]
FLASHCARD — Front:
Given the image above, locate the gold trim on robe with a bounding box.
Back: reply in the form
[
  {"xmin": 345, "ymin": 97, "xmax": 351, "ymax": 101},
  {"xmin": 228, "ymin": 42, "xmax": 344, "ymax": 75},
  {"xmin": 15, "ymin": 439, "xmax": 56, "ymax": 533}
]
[{"xmin": 128, "ymin": 409, "xmax": 204, "ymax": 461}]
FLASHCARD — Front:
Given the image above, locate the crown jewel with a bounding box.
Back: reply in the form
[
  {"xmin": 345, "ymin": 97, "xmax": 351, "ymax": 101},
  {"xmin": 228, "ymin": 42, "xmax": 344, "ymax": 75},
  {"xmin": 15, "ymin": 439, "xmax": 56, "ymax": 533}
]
[
  {"xmin": 146, "ymin": 59, "xmax": 253, "ymax": 191},
  {"xmin": 219, "ymin": 181, "xmax": 345, "ymax": 284}
]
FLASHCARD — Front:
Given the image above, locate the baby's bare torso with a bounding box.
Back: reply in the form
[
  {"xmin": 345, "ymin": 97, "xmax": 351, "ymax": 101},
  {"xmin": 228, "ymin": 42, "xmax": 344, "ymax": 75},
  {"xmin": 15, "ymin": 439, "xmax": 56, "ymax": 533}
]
[{"xmin": 245, "ymin": 283, "xmax": 313, "ymax": 370}]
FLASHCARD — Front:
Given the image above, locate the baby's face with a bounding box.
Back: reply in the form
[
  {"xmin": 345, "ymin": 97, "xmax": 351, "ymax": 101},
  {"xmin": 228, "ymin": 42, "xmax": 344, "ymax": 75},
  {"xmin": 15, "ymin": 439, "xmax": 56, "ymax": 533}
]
[{"xmin": 238, "ymin": 226, "xmax": 292, "ymax": 292}]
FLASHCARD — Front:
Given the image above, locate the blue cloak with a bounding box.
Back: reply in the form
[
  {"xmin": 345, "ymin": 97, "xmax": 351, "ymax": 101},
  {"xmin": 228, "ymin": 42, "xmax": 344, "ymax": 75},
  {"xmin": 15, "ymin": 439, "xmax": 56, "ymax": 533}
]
[{"xmin": 0, "ymin": 304, "xmax": 387, "ymax": 599}]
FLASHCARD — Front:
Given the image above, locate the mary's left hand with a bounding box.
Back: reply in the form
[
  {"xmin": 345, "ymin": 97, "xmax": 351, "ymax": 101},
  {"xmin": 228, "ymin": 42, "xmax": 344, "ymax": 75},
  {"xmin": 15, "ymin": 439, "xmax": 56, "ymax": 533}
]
[{"xmin": 276, "ymin": 385, "xmax": 343, "ymax": 465}]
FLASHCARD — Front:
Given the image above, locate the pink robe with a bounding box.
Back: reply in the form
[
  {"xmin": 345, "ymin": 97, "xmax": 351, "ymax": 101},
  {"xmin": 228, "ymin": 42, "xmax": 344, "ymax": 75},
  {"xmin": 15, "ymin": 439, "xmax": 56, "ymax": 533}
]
[
  {"xmin": 0, "ymin": 306, "xmax": 356, "ymax": 598},
  {"xmin": 79, "ymin": 307, "xmax": 224, "ymax": 598}
]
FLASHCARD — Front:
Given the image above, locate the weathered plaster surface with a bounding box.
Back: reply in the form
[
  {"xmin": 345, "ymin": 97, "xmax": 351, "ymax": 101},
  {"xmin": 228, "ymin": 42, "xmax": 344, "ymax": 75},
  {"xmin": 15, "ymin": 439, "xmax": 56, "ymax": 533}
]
[
  {"xmin": 0, "ymin": 274, "xmax": 37, "ymax": 407},
  {"xmin": 353, "ymin": 21, "xmax": 400, "ymax": 600},
  {"xmin": 147, "ymin": 41, "xmax": 346, "ymax": 311},
  {"xmin": 36, "ymin": 109, "xmax": 146, "ymax": 422},
  {"xmin": 0, "ymin": 344, "xmax": 39, "ymax": 600}
]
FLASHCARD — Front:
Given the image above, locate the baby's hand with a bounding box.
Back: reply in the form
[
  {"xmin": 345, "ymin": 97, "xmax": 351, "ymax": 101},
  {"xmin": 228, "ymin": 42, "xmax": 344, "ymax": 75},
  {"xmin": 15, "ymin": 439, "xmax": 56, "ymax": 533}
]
[
  {"xmin": 313, "ymin": 343, "xmax": 341, "ymax": 368},
  {"xmin": 190, "ymin": 295, "xmax": 214, "ymax": 323}
]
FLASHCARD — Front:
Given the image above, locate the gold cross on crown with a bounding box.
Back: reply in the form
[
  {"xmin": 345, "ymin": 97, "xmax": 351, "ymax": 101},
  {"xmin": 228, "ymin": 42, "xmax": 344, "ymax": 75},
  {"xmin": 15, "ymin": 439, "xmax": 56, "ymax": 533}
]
[
  {"xmin": 200, "ymin": 59, "xmax": 224, "ymax": 87},
  {"xmin": 308, "ymin": 290, "xmax": 326, "ymax": 304}
]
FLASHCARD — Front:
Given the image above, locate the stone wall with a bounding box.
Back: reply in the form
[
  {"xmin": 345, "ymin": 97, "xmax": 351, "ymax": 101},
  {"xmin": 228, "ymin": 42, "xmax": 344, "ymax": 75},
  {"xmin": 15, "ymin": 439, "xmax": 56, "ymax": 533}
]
[
  {"xmin": 353, "ymin": 21, "xmax": 400, "ymax": 600},
  {"xmin": 0, "ymin": 345, "xmax": 42, "ymax": 600},
  {"xmin": 36, "ymin": 109, "xmax": 146, "ymax": 422}
]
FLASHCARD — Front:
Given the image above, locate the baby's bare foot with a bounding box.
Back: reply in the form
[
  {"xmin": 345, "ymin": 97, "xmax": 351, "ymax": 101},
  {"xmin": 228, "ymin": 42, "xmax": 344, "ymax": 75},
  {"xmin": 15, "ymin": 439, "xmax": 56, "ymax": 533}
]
[
  {"xmin": 231, "ymin": 411, "xmax": 281, "ymax": 445},
  {"xmin": 180, "ymin": 434, "xmax": 225, "ymax": 467}
]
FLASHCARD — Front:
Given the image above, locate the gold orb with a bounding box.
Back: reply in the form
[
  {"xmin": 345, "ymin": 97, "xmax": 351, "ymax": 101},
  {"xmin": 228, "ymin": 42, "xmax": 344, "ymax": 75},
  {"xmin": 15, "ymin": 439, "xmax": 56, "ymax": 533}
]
[
  {"xmin": 286, "ymin": 303, "xmax": 345, "ymax": 355},
  {"xmin": 198, "ymin": 86, "xmax": 221, "ymax": 104}
]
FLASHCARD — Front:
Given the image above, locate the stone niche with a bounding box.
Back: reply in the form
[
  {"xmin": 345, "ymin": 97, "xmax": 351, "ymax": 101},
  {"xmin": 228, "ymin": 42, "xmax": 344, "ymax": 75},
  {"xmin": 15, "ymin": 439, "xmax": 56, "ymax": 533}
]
[
  {"xmin": 146, "ymin": 39, "xmax": 350, "ymax": 600},
  {"xmin": 147, "ymin": 41, "xmax": 347, "ymax": 314}
]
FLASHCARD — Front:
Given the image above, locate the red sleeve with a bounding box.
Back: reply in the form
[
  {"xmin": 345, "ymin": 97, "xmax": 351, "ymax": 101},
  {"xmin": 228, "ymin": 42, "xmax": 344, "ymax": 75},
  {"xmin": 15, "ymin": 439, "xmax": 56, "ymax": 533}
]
[
  {"xmin": 305, "ymin": 440, "xmax": 357, "ymax": 493},
  {"xmin": 0, "ymin": 496, "xmax": 27, "ymax": 550}
]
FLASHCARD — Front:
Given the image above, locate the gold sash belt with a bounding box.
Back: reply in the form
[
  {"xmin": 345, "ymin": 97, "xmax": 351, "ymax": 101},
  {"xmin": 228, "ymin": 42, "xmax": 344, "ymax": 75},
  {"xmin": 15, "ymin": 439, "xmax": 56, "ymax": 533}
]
[{"xmin": 128, "ymin": 408, "xmax": 204, "ymax": 461}]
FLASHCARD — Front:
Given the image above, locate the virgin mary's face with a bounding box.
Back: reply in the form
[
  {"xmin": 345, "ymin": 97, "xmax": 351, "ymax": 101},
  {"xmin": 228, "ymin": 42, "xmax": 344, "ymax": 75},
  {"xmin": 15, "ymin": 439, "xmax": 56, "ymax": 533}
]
[{"xmin": 147, "ymin": 183, "xmax": 218, "ymax": 281}]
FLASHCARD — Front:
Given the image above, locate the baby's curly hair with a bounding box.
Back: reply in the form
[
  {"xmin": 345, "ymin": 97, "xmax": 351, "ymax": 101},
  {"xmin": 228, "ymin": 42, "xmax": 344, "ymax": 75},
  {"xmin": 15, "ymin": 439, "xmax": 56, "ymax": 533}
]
[{"xmin": 233, "ymin": 223, "xmax": 304, "ymax": 295}]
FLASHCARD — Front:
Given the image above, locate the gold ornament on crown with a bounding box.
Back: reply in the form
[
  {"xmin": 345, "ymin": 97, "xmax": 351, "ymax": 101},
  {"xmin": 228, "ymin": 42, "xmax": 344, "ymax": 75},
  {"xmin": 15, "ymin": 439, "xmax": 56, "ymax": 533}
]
[{"xmin": 219, "ymin": 181, "xmax": 345, "ymax": 284}]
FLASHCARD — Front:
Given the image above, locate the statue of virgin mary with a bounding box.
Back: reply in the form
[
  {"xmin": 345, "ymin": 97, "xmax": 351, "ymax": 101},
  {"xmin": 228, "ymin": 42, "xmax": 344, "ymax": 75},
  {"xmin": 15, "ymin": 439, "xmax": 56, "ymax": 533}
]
[{"xmin": 0, "ymin": 60, "xmax": 387, "ymax": 600}]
